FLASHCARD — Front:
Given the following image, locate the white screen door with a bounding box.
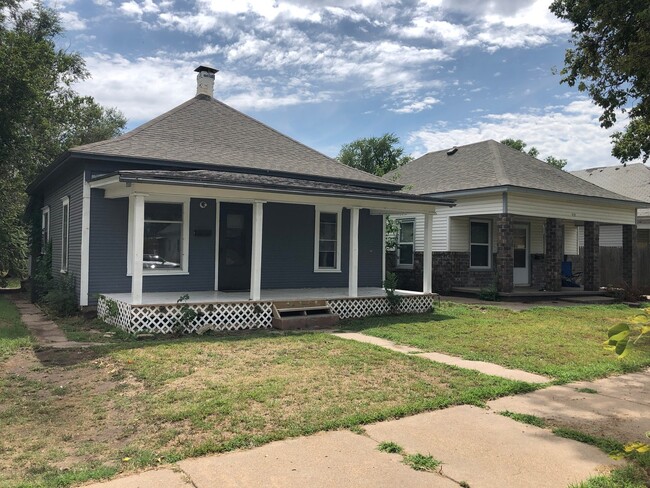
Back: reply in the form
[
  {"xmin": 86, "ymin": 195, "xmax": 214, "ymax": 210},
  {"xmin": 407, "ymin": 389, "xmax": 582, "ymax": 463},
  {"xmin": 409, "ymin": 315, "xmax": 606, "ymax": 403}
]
[{"xmin": 513, "ymin": 225, "xmax": 529, "ymax": 286}]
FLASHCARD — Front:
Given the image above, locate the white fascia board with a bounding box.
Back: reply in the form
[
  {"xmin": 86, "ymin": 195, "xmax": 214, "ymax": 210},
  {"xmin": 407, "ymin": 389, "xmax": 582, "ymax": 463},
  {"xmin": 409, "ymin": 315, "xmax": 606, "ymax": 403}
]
[{"xmin": 103, "ymin": 181, "xmax": 444, "ymax": 214}]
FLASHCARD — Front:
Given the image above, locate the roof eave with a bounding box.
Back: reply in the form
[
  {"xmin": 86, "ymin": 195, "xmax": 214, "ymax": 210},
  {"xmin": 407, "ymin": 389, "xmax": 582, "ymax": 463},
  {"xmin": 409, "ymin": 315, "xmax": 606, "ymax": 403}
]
[
  {"xmin": 76, "ymin": 151, "xmax": 405, "ymax": 192},
  {"xmin": 100, "ymin": 173, "xmax": 455, "ymax": 207},
  {"xmin": 423, "ymin": 185, "xmax": 645, "ymax": 207}
]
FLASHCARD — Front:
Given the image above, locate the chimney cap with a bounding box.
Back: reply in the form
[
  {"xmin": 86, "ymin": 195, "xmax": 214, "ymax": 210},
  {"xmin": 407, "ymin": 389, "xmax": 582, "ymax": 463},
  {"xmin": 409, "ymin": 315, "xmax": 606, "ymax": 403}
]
[{"xmin": 195, "ymin": 65, "xmax": 218, "ymax": 74}]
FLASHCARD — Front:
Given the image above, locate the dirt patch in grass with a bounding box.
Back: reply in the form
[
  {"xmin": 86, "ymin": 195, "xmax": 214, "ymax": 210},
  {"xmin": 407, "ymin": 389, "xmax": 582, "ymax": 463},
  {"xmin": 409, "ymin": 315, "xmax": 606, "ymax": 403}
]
[{"xmin": 0, "ymin": 332, "xmax": 531, "ymax": 487}]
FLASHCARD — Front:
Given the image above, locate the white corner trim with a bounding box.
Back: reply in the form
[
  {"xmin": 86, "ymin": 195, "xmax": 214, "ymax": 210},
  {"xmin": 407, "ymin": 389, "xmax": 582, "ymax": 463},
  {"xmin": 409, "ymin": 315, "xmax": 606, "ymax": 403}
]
[
  {"xmin": 348, "ymin": 207, "xmax": 359, "ymax": 298},
  {"xmin": 313, "ymin": 206, "xmax": 342, "ymax": 273},
  {"xmin": 381, "ymin": 214, "xmax": 386, "ymax": 283},
  {"xmin": 214, "ymin": 200, "xmax": 220, "ymax": 291},
  {"xmin": 79, "ymin": 177, "xmax": 90, "ymax": 306}
]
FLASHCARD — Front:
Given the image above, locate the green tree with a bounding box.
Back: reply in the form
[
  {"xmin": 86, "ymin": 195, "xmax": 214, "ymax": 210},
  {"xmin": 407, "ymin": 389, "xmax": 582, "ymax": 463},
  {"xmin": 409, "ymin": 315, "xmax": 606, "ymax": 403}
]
[
  {"xmin": 0, "ymin": 1, "xmax": 126, "ymax": 284},
  {"xmin": 550, "ymin": 0, "xmax": 650, "ymax": 163},
  {"xmin": 337, "ymin": 133, "xmax": 412, "ymax": 176},
  {"xmin": 500, "ymin": 138, "xmax": 568, "ymax": 170},
  {"xmin": 500, "ymin": 138, "xmax": 539, "ymax": 158}
]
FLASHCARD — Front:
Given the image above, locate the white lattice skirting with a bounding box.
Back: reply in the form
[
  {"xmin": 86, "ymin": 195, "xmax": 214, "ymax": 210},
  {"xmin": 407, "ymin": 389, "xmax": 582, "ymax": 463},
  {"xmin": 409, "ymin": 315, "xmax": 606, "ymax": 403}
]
[{"xmin": 98, "ymin": 294, "xmax": 435, "ymax": 334}]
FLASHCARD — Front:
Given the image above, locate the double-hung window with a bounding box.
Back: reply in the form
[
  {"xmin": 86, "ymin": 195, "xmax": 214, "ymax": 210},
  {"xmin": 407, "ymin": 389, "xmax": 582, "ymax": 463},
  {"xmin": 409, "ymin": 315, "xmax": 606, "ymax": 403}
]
[
  {"xmin": 314, "ymin": 208, "xmax": 341, "ymax": 272},
  {"xmin": 397, "ymin": 220, "xmax": 415, "ymax": 267},
  {"xmin": 470, "ymin": 220, "xmax": 491, "ymax": 268},
  {"xmin": 61, "ymin": 197, "xmax": 69, "ymax": 272},
  {"xmin": 127, "ymin": 199, "xmax": 189, "ymax": 274},
  {"xmin": 41, "ymin": 206, "xmax": 50, "ymax": 254},
  {"xmin": 143, "ymin": 202, "xmax": 184, "ymax": 271}
]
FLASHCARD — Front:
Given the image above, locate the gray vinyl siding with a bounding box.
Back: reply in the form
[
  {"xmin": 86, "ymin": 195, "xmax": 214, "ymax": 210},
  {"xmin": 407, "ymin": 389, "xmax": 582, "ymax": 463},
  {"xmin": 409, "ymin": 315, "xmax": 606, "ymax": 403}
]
[
  {"xmin": 42, "ymin": 169, "xmax": 84, "ymax": 301},
  {"xmin": 261, "ymin": 204, "xmax": 383, "ymax": 289},
  {"xmin": 88, "ymin": 195, "xmax": 383, "ymax": 302},
  {"xmin": 88, "ymin": 194, "xmax": 216, "ymax": 303}
]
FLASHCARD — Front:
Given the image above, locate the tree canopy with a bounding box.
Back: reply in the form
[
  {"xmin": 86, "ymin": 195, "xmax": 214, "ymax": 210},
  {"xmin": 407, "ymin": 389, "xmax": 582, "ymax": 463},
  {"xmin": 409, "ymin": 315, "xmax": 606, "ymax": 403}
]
[
  {"xmin": 0, "ymin": 0, "xmax": 126, "ymax": 283},
  {"xmin": 337, "ymin": 133, "xmax": 412, "ymax": 177},
  {"xmin": 500, "ymin": 138, "xmax": 568, "ymax": 170},
  {"xmin": 550, "ymin": 0, "xmax": 650, "ymax": 163}
]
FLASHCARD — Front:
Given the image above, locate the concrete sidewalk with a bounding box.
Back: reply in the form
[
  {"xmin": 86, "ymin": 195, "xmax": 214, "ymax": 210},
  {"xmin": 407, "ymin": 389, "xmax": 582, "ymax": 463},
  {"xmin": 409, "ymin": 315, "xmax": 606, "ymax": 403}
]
[
  {"xmin": 10, "ymin": 296, "xmax": 99, "ymax": 348},
  {"xmin": 83, "ymin": 369, "xmax": 648, "ymax": 488}
]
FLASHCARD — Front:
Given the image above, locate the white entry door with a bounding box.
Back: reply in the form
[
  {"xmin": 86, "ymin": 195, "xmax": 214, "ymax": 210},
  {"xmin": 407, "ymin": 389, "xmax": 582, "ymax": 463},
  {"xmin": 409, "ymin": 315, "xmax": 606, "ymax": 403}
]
[{"xmin": 513, "ymin": 225, "xmax": 529, "ymax": 286}]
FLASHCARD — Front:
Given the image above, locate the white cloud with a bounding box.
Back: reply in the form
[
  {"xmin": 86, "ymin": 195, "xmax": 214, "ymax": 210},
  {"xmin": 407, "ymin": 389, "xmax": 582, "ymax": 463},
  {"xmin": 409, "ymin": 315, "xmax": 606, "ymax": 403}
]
[
  {"xmin": 390, "ymin": 96, "xmax": 440, "ymax": 113},
  {"xmin": 73, "ymin": 54, "xmax": 331, "ymax": 123},
  {"xmin": 119, "ymin": 0, "xmax": 159, "ymax": 16},
  {"xmin": 407, "ymin": 99, "xmax": 627, "ymax": 170},
  {"xmin": 58, "ymin": 10, "xmax": 86, "ymax": 30}
]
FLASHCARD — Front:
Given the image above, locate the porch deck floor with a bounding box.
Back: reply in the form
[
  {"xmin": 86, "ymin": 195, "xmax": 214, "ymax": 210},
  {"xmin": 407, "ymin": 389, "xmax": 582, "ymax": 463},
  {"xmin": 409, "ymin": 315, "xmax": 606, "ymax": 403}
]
[{"xmin": 103, "ymin": 287, "xmax": 425, "ymax": 306}]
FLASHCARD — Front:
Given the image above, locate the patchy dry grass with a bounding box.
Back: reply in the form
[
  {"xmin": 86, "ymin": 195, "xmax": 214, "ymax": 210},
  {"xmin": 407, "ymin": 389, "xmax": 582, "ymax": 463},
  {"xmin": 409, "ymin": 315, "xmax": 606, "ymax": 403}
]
[
  {"xmin": 342, "ymin": 302, "xmax": 650, "ymax": 382},
  {"xmin": 0, "ymin": 332, "xmax": 531, "ymax": 487},
  {"xmin": 0, "ymin": 296, "xmax": 32, "ymax": 361}
]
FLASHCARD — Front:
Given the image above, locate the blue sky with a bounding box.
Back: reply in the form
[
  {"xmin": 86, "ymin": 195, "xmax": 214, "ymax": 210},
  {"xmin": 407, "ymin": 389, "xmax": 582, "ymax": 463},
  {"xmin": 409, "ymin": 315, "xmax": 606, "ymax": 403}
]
[{"xmin": 49, "ymin": 0, "xmax": 630, "ymax": 170}]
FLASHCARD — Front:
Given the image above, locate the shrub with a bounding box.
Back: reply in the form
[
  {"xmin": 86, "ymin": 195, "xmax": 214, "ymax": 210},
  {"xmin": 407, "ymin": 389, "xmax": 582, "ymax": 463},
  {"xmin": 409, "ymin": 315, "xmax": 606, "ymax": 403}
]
[{"xmin": 43, "ymin": 273, "xmax": 78, "ymax": 317}]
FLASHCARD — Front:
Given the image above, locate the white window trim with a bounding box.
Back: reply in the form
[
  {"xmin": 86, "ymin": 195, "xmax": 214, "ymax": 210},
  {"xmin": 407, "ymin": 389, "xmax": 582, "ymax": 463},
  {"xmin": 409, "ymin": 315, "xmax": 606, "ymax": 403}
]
[
  {"xmin": 396, "ymin": 219, "xmax": 415, "ymax": 269},
  {"xmin": 41, "ymin": 206, "xmax": 50, "ymax": 250},
  {"xmin": 60, "ymin": 197, "xmax": 69, "ymax": 273},
  {"xmin": 127, "ymin": 196, "xmax": 190, "ymax": 276},
  {"xmin": 469, "ymin": 219, "xmax": 492, "ymax": 269},
  {"xmin": 314, "ymin": 206, "xmax": 342, "ymax": 273}
]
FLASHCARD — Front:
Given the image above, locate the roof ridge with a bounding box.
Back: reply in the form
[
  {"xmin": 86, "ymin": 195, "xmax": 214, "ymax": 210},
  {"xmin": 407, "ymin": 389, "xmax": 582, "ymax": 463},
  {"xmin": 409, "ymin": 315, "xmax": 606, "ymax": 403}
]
[
  {"xmin": 488, "ymin": 140, "xmax": 509, "ymax": 185},
  {"xmin": 71, "ymin": 97, "xmax": 202, "ymax": 152},
  {"xmin": 209, "ymin": 97, "xmax": 394, "ymax": 186}
]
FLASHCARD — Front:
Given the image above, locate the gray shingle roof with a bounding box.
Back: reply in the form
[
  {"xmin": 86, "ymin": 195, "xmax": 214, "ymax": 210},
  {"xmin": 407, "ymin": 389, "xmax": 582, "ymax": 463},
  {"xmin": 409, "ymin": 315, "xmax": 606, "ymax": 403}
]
[
  {"xmin": 572, "ymin": 163, "xmax": 650, "ymax": 217},
  {"xmin": 385, "ymin": 140, "xmax": 641, "ymax": 203},
  {"xmin": 96, "ymin": 169, "xmax": 454, "ymax": 206},
  {"xmin": 71, "ymin": 94, "xmax": 397, "ymax": 190}
]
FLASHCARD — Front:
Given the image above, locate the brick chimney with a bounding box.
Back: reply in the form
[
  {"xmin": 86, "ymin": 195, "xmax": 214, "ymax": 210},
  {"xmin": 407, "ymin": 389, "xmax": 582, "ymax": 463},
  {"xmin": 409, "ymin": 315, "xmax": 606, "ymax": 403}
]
[{"xmin": 195, "ymin": 66, "xmax": 218, "ymax": 97}]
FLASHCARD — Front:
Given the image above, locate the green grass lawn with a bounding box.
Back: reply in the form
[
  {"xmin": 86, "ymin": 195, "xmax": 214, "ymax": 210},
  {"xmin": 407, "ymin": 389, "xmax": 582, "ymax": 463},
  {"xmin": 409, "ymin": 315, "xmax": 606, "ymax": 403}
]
[
  {"xmin": 0, "ymin": 332, "xmax": 532, "ymax": 488},
  {"xmin": 341, "ymin": 302, "xmax": 650, "ymax": 383},
  {"xmin": 0, "ymin": 295, "xmax": 33, "ymax": 361}
]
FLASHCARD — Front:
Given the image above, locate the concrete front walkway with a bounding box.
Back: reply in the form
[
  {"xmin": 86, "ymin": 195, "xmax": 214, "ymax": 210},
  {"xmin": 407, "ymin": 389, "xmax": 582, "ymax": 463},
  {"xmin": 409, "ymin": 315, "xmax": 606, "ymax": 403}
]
[
  {"xmin": 10, "ymin": 296, "xmax": 98, "ymax": 348},
  {"xmin": 331, "ymin": 332, "xmax": 551, "ymax": 383},
  {"xmin": 83, "ymin": 369, "xmax": 650, "ymax": 488}
]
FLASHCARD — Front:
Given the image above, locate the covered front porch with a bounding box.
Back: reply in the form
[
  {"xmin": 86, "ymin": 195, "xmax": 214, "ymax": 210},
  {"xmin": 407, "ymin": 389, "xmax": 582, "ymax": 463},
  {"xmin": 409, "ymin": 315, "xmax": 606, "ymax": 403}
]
[
  {"xmin": 98, "ymin": 287, "xmax": 437, "ymax": 334},
  {"xmin": 89, "ymin": 169, "xmax": 451, "ymax": 333}
]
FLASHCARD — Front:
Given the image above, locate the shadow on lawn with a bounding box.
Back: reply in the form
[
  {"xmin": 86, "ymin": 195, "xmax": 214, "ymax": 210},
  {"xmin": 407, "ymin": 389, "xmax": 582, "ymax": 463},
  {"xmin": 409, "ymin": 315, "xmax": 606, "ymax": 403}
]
[
  {"xmin": 339, "ymin": 311, "xmax": 457, "ymax": 332},
  {"xmin": 31, "ymin": 328, "xmax": 324, "ymax": 368}
]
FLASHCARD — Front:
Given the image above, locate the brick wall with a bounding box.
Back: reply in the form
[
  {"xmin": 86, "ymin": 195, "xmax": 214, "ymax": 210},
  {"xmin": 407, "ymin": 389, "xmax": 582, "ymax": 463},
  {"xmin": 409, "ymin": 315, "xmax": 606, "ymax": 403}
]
[
  {"xmin": 496, "ymin": 214, "xmax": 514, "ymax": 292},
  {"xmin": 545, "ymin": 218, "xmax": 563, "ymax": 291}
]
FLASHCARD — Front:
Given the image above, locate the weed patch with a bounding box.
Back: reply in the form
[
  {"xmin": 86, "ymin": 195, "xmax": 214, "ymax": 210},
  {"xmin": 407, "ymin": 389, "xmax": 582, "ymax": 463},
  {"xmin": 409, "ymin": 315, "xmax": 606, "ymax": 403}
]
[
  {"xmin": 499, "ymin": 410, "xmax": 546, "ymax": 428},
  {"xmin": 403, "ymin": 453, "xmax": 441, "ymax": 472}
]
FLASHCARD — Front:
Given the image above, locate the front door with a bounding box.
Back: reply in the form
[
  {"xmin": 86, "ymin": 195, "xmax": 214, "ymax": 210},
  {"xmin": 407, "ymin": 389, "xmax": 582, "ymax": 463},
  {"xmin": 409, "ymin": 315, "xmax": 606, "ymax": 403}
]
[
  {"xmin": 218, "ymin": 203, "xmax": 252, "ymax": 291},
  {"xmin": 513, "ymin": 225, "xmax": 529, "ymax": 286}
]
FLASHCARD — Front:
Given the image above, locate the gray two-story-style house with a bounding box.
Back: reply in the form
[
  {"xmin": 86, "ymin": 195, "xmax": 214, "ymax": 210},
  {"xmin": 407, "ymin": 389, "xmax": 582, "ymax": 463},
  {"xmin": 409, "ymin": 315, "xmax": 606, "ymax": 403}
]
[{"xmin": 29, "ymin": 67, "xmax": 453, "ymax": 333}]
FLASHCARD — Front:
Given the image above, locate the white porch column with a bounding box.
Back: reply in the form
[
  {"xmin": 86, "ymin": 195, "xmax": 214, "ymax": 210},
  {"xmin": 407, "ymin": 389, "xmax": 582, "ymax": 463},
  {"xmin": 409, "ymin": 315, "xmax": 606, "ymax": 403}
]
[
  {"xmin": 423, "ymin": 212, "xmax": 433, "ymax": 294},
  {"xmin": 131, "ymin": 194, "xmax": 146, "ymax": 305},
  {"xmin": 382, "ymin": 214, "xmax": 387, "ymax": 283},
  {"xmin": 250, "ymin": 200, "xmax": 265, "ymax": 301},
  {"xmin": 348, "ymin": 207, "xmax": 360, "ymax": 298}
]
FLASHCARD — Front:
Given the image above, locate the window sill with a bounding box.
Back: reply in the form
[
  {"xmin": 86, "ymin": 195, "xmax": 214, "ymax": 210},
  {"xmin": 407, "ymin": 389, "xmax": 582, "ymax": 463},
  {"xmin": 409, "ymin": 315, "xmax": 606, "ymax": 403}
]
[
  {"xmin": 469, "ymin": 266, "xmax": 492, "ymax": 270},
  {"xmin": 396, "ymin": 264, "xmax": 414, "ymax": 270},
  {"xmin": 127, "ymin": 271, "xmax": 190, "ymax": 277},
  {"xmin": 314, "ymin": 268, "xmax": 341, "ymax": 273}
]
